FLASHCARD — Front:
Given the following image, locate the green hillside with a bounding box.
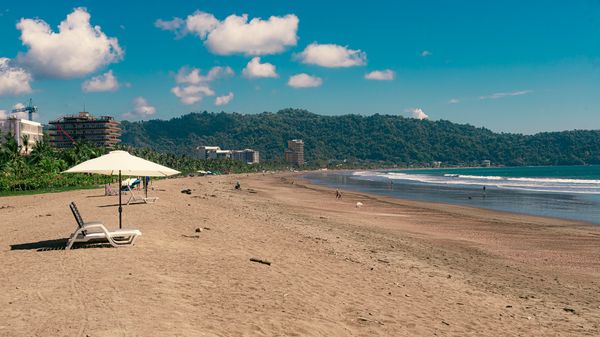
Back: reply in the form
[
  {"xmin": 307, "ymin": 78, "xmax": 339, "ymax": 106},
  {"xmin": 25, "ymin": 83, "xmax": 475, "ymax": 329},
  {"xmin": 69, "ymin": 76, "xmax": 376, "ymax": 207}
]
[{"xmin": 120, "ymin": 109, "xmax": 600, "ymax": 166}]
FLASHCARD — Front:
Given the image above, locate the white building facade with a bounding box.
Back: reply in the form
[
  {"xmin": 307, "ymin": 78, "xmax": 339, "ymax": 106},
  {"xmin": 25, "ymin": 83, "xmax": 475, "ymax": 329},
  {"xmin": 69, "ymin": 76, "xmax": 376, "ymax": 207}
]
[{"xmin": 0, "ymin": 117, "xmax": 44, "ymax": 154}]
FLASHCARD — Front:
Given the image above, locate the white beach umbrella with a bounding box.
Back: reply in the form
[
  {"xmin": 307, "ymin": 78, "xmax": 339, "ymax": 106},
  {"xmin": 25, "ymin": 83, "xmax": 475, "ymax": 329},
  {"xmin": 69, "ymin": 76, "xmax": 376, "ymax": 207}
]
[{"xmin": 63, "ymin": 150, "xmax": 180, "ymax": 228}]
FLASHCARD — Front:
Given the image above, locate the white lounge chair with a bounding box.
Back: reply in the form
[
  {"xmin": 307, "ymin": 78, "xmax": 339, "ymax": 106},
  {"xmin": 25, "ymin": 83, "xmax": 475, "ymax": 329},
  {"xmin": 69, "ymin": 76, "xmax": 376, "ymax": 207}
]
[
  {"xmin": 66, "ymin": 202, "xmax": 142, "ymax": 250},
  {"xmin": 125, "ymin": 185, "xmax": 159, "ymax": 205}
]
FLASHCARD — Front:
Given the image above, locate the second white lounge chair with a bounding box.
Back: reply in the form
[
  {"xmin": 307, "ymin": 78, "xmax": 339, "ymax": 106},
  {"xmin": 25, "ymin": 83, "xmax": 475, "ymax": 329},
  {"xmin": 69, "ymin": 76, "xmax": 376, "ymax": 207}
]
[{"xmin": 125, "ymin": 185, "xmax": 159, "ymax": 205}]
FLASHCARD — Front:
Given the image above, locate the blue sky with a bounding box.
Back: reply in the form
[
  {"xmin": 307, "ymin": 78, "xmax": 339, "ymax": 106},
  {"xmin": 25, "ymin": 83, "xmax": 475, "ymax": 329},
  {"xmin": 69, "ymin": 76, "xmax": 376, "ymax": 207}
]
[{"xmin": 0, "ymin": 0, "xmax": 599, "ymax": 134}]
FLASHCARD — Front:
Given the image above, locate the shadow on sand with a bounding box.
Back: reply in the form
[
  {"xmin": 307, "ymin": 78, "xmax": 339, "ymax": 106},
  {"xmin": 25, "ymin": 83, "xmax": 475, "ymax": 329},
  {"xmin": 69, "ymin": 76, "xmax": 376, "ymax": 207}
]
[
  {"xmin": 97, "ymin": 202, "xmax": 146, "ymax": 208},
  {"xmin": 10, "ymin": 238, "xmax": 113, "ymax": 251}
]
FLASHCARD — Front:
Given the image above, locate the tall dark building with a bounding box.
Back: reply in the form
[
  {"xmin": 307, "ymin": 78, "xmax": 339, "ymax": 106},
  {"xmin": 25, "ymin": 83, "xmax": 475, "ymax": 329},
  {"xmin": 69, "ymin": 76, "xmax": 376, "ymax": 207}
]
[
  {"xmin": 284, "ymin": 139, "xmax": 304, "ymax": 165},
  {"xmin": 48, "ymin": 111, "xmax": 120, "ymax": 149}
]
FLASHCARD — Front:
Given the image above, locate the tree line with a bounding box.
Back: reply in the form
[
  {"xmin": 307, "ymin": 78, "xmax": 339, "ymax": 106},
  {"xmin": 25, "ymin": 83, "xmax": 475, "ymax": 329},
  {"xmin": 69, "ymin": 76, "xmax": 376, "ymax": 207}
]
[{"xmin": 121, "ymin": 109, "xmax": 600, "ymax": 166}]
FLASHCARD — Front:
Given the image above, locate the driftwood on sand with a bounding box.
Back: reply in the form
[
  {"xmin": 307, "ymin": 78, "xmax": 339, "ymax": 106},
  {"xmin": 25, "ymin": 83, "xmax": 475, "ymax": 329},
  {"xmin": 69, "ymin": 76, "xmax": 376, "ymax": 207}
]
[{"xmin": 250, "ymin": 258, "xmax": 272, "ymax": 266}]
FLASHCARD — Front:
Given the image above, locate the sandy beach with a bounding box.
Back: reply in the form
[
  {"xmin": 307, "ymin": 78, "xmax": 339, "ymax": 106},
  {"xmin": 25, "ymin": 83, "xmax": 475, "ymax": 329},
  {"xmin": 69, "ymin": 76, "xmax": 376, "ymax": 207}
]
[{"xmin": 0, "ymin": 172, "xmax": 599, "ymax": 336}]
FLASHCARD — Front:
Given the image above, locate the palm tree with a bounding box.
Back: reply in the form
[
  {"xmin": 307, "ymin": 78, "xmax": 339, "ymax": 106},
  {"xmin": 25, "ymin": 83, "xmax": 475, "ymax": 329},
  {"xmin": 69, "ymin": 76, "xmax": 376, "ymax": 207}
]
[{"xmin": 21, "ymin": 134, "xmax": 30, "ymax": 155}]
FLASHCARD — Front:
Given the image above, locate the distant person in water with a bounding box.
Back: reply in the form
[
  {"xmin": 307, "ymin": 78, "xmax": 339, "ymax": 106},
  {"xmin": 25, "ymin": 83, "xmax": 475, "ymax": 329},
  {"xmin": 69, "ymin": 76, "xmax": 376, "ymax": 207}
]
[
  {"xmin": 335, "ymin": 189, "xmax": 342, "ymax": 199},
  {"xmin": 483, "ymin": 185, "xmax": 486, "ymax": 198}
]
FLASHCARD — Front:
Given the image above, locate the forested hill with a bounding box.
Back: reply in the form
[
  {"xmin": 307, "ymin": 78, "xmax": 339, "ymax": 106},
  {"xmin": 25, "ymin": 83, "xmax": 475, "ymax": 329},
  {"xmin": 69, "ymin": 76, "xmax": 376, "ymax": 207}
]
[{"xmin": 120, "ymin": 109, "xmax": 600, "ymax": 166}]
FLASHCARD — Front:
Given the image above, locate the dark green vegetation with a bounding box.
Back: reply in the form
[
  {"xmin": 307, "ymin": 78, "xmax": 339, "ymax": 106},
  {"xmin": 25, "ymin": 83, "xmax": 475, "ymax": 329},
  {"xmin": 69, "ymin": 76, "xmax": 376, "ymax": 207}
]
[
  {"xmin": 0, "ymin": 132, "xmax": 289, "ymax": 194},
  {"xmin": 121, "ymin": 109, "xmax": 600, "ymax": 166},
  {"xmin": 0, "ymin": 134, "xmax": 111, "ymax": 193}
]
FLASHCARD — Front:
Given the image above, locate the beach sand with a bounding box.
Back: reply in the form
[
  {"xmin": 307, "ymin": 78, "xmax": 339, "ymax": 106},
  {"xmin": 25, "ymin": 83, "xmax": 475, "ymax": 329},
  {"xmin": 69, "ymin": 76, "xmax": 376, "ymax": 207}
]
[{"xmin": 0, "ymin": 173, "xmax": 599, "ymax": 336}]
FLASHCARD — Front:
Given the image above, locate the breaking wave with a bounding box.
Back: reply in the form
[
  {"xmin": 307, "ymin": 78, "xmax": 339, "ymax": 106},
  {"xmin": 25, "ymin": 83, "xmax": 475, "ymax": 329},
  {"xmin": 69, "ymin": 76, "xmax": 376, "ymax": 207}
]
[{"xmin": 352, "ymin": 171, "xmax": 600, "ymax": 194}]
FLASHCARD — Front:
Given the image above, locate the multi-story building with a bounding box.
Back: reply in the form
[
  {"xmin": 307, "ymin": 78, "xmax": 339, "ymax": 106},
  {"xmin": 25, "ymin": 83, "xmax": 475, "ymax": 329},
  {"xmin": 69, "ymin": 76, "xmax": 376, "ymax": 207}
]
[
  {"xmin": 232, "ymin": 149, "xmax": 260, "ymax": 164},
  {"xmin": 197, "ymin": 146, "xmax": 259, "ymax": 163},
  {"xmin": 284, "ymin": 139, "xmax": 304, "ymax": 165},
  {"xmin": 0, "ymin": 117, "xmax": 44, "ymax": 154},
  {"xmin": 48, "ymin": 111, "xmax": 120, "ymax": 149},
  {"xmin": 197, "ymin": 146, "xmax": 233, "ymax": 160}
]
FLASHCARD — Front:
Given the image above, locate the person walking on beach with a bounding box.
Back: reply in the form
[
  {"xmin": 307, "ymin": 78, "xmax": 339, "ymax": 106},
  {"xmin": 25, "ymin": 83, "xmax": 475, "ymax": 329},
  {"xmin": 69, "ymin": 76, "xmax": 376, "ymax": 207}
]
[{"xmin": 335, "ymin": 189, "xmax": 342, "ymax": 199}]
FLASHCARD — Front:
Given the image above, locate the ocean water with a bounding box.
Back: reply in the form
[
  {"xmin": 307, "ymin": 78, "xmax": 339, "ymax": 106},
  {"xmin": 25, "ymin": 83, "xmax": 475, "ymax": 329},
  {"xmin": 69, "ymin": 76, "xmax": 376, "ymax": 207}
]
[{"xmin": 305, "ymin": 166, "xmax": 600, "ymax": 224}]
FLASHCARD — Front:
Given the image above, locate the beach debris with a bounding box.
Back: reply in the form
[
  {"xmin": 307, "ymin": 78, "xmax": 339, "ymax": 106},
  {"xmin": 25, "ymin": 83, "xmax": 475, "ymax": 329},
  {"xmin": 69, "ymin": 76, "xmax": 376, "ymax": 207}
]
[
  {"xmin": 181, "ymin": 234, "xmax": 200, "ymax": 239},
  {"xmin": 234, "ymin": 181, "xmax": 241, "ymax": 190},
  {"xmin": 181, "ymin": 188, "xmax": 192, "ymax": 195},
  {"xmin": 203, "ymin": 227, "xmax": 211, "ymax": 230},
  {"xmin": 563, "ymin": 307, "xmax": 576, "ymax": 314},
  {"xmin": 195, "ymin": 227, "xmax": 202, "ymax": 233},
  {"xmin": 357, "ymin": 317, "xmax": 384, "ymax": 325},
  {"xmin": 377, "ymin": 259, "xmax": 390, "ymax": 264},
  {"xmin": 441, "ymin": 320, "xmax": 450, "ymax": 326},
  {"xmin": 0, "ymin": 205, "xmax": 14, "ymax": 210},
  {"xmin": 250, "ymin": 257, "xmax": 272, "ymax": 266},
  {"xmin": 356, "ymin": 202, "xmax": 364, "ymax": 208}
]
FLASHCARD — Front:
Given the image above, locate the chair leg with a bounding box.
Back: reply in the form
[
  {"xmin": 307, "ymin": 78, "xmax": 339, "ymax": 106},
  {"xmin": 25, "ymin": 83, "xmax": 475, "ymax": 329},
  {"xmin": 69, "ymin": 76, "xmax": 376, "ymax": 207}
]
[{"xmin": 65, "ymin": 228, "xmax": 85, "ymax": 250}]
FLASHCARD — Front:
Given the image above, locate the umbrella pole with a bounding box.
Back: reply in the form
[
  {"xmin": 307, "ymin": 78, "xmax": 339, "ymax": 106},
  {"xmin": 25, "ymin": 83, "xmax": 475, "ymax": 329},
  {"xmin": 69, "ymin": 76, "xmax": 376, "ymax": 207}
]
[{"xmin": 119, "ymin": 170, "xmax": 122, "ymax": 229}]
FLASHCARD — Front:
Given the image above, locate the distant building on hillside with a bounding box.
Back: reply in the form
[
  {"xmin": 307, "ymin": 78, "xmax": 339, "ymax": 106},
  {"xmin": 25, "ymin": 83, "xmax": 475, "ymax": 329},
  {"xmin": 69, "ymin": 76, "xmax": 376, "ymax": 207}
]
[
  {"xmin": 0, "ymin": 117, "xmax": 44, "ymax": 154},
  {"xmin": 48, "ymin": 111, "xmax": 120, "ymax": 149},
  {"xmin": 482, "ymin": 160, "xmax": 491, "ymax": 167},
  {"xmin": 284, "ymin": 139, "xmax": 304, "ymax": 165},
  {"xmin": 198, "ymin": 146, "xmax": 228, "ymax": 159},
  {"xmin": 197, "ymin": 146, "xmax": 259, "ymax": 163},
  {"xmin": 432, "ymin": 161, "xmax": 442, "ymax": 168},
  {"xmin": 232, "ymin": 149, "xmax": 260, "ymax": 164}
]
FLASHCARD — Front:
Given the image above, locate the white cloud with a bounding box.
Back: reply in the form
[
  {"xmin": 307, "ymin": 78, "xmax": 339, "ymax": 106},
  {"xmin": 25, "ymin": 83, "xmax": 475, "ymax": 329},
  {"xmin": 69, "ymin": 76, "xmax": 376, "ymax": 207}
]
[
  {"xmin": 242, "ymin": 57, "xmax": 278, "ymax": 78},
  {"xmin": 154, "ymin": 17, "xmax": 185, "ymax": 37},
  {"xmin": 13, "ymin": 103, "xmax": 25, "ymax": 110},
  {"xmin": 157, "ymin": 11, "xmax": 298, "ymax": 56},
  {"xmin": 365, "ymin": 69, "xmax": 395, "ymax": 81},
  {"xmin": 0, "ymin": 58, "xmax": 33, "ymax": 96},
  {"xmin": 287, "ymin": 73, "xmax": 322, "ymax": 88},
  {"xmin": 448, "ymin": 98, "xmax": 460, "ymax": 104},
  {"xmin": 123, "ymin": 97, "xmax": 156, "ymax": 120},
  {"xmin": 421, "ymin": 50, "xmax": 432, "ymax": 57},
  {"xmin": 171, "ymin": 66, "xmax": 232, "ymax": 105},
  {"xmin": 82, "ymin": 70, "xmax": 119, "ymax": 92},
  {"xmin": 16, "ymin": 7, "xmax": 124, "ymax": 79},
  {"xmin": 296, "ymin": 43, "xmax": 366, "ymax": 68},
  {"xmin": 406, "ymin": 108, "xmax": 429, "ymax": 120},
  {"xmin": 215, "ymin": 92, "xmax": 234, "ymax": 106},
  {"xmin": 186, "ymin": 12, "xmax": 220, "ymax": 39},
  {"xmin": 172, "ymin": 85, "xmax": 214, "ymax": 105},
  {"xmin": 479, "ymin": 90, "xmax": 532, "ymax": 100},
  {"xmin": 175, "ymin": 65, "xmax": 233, "ymax": 85}
]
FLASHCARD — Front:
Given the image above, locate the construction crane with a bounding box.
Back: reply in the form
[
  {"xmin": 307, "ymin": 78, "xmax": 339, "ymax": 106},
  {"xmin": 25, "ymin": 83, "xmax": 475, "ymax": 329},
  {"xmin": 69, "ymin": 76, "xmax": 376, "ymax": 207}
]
[
  {"xmin": 11, "ymin": 98, "xmax": 38, "ymax": 121},
  {"xmin": 55, "ymin": 123, "xmax": 76, "ymax": 145}
]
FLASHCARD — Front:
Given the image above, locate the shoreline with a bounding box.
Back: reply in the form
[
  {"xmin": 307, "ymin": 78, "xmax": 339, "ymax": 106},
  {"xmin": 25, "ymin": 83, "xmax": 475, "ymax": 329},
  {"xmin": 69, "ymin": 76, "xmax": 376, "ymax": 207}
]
[
  {"xmin": 1, "ymin": 172, "xmax": 599, "ymax": 336},
  {"xmin": 298, "ymin": 175, "xmax": 600, "ymax": 228},
  {"xmin": 304, "ymin": 168, "xmax": 600, "ymax": 225}
]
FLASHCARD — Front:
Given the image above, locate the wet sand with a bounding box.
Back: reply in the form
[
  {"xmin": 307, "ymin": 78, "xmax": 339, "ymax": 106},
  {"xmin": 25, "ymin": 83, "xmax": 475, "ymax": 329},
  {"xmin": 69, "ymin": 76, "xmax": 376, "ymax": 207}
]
[{"xmin": 0, "ymin": 173, "xmax": 599, "ymax": 336}]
